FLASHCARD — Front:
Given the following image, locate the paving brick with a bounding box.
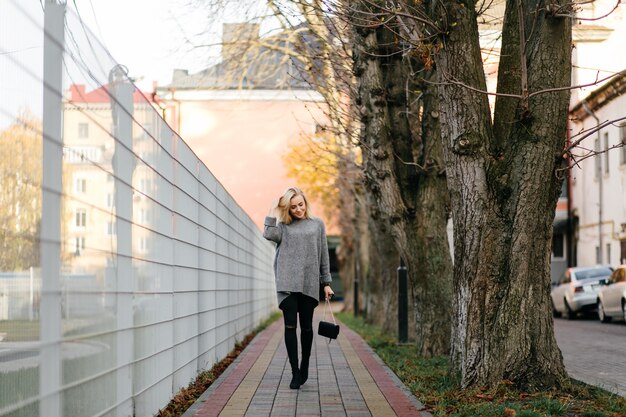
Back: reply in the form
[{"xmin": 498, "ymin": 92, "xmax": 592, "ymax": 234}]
[{"xmin": 182, "ymin": 307, "xmax": 434, "ymax": 417}]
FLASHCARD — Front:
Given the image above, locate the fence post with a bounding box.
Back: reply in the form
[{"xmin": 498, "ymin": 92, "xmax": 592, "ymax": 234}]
[
  {"xmin": 29, "ymin": 266, "xmax": 35, "ymax": 321},
  {"xmin": 398, "ymin": 258, "xmax": 408, "ymax": 343},
  {"xmin": 40, "ymin": 2, "xmax": 65, "ymax": 416},
  {"xmin": 353, "ymin": 259, "xmax": 359, "ymax": 317},
  {"xmin": 111, "ymin": 65, "xmax": 135, "ymax": 416}
]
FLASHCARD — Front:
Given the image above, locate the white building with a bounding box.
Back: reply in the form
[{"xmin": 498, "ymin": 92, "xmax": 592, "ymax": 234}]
[
  {"xmin": 569, "ymin": 1, "xmax": 626, "ymax": 266},
  {"xmin": 63, "ymin": 83, "xmax": 160, "ymax": 277}
]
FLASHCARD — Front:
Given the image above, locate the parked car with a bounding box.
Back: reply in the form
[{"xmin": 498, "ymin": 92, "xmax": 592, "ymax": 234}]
[
  {"xmin": 551, "ymin": 265, "xmax": 613, "ymax": 319},
  {"xmin": 597, "ymin": 265, "xmax": 626, "ymax": 323}
]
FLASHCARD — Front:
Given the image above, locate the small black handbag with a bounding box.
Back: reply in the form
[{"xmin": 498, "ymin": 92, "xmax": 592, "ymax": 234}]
[{"xmin": 318, "ymin": 299, "xmax": 340, "ymax": 341}]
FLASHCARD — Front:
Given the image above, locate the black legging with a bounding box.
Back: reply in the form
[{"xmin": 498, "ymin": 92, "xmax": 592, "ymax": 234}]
[{"xmin": 279, "ymin": 293, "xmax": 317, "ymax": 375}]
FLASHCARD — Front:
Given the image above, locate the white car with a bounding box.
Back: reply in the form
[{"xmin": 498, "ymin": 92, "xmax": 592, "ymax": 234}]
[
  {"xmin": 597, "ymin": 265, "xmax": 626, "ymax": 323},
  {"xmin": 551, "ymin": 265, "xmax": 613, "ymax": 319}
]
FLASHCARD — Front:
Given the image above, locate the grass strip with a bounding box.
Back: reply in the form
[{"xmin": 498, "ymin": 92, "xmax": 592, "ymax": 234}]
[{"xmin": 336, "ymin": 312, "xmax": 626, "ymax": 417}]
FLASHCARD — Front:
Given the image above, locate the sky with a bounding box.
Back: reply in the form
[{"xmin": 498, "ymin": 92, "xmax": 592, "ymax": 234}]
[
  {"xmin": 2, "ymin": 1, "xmax": 196, "ymax": 127},
  {"xmin": 85, "ymin": 0, "xmax": 219, "ymax": 91},
  {"xmin": 0, "ymin": 0, "xmax": 269, "ymax": 127},
  {"xmin": 86, "ymin": 0, "xmax": 271, "ymax": 91}
]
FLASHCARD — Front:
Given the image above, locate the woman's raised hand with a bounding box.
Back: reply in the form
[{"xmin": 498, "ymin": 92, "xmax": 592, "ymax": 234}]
[{"xmin": 268, "ymin": 199, "xmax": 279, "ymax": 217}]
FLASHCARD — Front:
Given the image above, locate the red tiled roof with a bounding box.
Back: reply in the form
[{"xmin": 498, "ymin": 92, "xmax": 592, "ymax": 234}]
[{"xmin": 69, "ymin": 84, "xmax": 156, "ymax": 104}]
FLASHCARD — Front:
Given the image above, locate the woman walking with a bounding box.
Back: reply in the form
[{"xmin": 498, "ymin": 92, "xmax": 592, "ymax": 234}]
[{"xmin": 263, "ymin": 187, "xmax": 334, "ymax": 389}]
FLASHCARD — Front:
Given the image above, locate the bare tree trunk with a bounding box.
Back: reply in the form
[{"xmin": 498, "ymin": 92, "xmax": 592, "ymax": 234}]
[
  {"xmin": 364, "ymin": 193, "xmax": 400, "ymax": 333},
  {"xmin": 335, "ymin": 158, "xmax": 358, "ymax": 312},
  {"xmin": 426, "ymin": 0, "xmax": 570, "ymax": 388},
  {"xmin": 354, "ymin": 190, "xmax": 368, "ymax": 315},
  {"xmin": 351, "ymin": 1, "xmax": 453, "ymax": 356}
]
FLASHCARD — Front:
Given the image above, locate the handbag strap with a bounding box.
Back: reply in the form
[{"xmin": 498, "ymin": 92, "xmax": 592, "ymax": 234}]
[{"xmin": 322, "ymin": 298, "xmax": 336, "ymax": 325}]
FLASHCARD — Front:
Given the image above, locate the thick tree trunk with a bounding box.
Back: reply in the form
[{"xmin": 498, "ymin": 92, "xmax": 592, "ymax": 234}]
[
  {"xmin": 351, "ymin": 1, "xmax": 453, "ymax": 356},
  {"xmin": 336, "ymin": 161, "xmax": 359, "ymax": 313},
  {"xmin": 354, "ymin": 190, "xmax": 368, "ymax": 315},
  {"xmin": 426, "ymin": 0, "xmax": 570, "ymax": 388},
  {"xmin": 364, "ymin": 193, "xmax": 400, "ymax": 333}
]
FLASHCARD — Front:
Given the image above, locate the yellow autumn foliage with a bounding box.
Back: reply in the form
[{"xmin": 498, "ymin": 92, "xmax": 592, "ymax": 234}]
[
  {"xmin": 282, "ymin": 129, "xmax": 343, "ymax": 225},
  {"xmin": 0, "ymin": 112, "xmax": 43, "ymax": 270}
]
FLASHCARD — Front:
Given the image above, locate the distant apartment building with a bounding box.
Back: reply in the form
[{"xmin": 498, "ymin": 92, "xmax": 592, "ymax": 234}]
[
  {"xmin": 63, "ymin": 83, "xmax": 159, "ymax": 276},
  {"xmin": 569, "ymin": 74, "xmax": 626, "ymax": 266}
]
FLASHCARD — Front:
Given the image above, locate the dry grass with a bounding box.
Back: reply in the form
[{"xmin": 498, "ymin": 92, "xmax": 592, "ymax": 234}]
[
  {"xmin": 336, "ymin": 312, "xmax": 626, "ymax": 417},
  {"xmin": 155, "ymin": 311, "xmax": 281, "ymax": 417}
]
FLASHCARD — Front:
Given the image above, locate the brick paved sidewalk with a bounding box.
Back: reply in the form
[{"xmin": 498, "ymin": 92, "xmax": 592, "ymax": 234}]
[{"xmin": 182, "ymin": 308, "xmax": 432, "ymax": 417}]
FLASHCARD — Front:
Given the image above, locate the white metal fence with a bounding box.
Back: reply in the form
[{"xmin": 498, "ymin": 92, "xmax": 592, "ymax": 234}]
[{"xmin": 0, "ymin": 2, "xmax": 277, "ymax": 416}]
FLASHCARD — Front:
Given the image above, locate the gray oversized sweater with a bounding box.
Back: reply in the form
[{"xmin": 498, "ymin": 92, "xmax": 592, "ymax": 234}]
[{"xmin": 263, "ymin": 216, "xmax": 332, "ymax": 306}]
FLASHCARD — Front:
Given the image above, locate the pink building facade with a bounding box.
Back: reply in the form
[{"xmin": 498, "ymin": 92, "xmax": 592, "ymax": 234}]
[{"xmin": 156, "ymin": 88, "xmax": 331, "ymax": 232}]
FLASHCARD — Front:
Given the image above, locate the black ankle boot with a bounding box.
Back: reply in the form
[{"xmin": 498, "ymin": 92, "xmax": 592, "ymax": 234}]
[
  {"xmin": 299, "ymin": 361, "xmax": 309, "ymax": 385},
  {"xmin": 290, "ymin": 369, "xmax": 301, "ymax": 389}
]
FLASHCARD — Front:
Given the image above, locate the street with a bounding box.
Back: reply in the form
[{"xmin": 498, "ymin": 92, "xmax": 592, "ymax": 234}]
[{"xmin": 554, "ymin": 316, "xmax": 626, "ymax": 397}]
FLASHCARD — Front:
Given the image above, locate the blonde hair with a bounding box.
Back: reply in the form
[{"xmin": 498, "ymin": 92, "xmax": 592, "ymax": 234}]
[{"xmin": 277, "ymin": 187, "xmax": 311, "ymax": 224}]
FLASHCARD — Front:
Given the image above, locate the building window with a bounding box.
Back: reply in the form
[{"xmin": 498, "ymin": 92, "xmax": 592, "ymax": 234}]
[
  {"xmin": 606, "ymin": 243, "xmax": 611, "ymax": 265},
  {"xmin": 619, "ymin": 123, "xmax": 626, "ymax": 165},
  {"xmin": 552, "ymin": 233, "xmax": 564, "ymax": 258},
  {"xmin": 75, "ymin": 236, "xmax": 85, "ymax": 255},
  {"xmin": 74, "ymin": 178, "xmax": 86, "ymax": 193},
  {"xmin": 78, "ymin": 123, "xmax": 89, "ymax": 139},
  {"xmin": 107, "ymin": 221, "xmax": 116, "ymax": 236},
  {"xmin": 603, "ymin": 132, "xmax": 609, "ymax": 174},
  {"xmin": 75, "ymin": 208, "xmax": 87, "ymax": 228},
  {"xmin": 138, "ymin": 178, "xmax": 151, "ymax": 194},
  {"xmin": 559, "ymin": 178, "xmax": 567, "ymax": 199},
  {"xmin": 106, "ymin": 193, "xmax": 113, "ymax": 208},
  {"xmin": 595, "ymin": 246, "xmax": 600, "ymax": 264},
  {"xmin": 139, "ymin": 236, "xmax": 149, "ymax": 253},
  {"xmin": 140, "ymin": 208, "xmax": 150, "ymax": 223},
  {"xmin": 621, "ymin": 239, "xmax": 626, "ymax": 264}
]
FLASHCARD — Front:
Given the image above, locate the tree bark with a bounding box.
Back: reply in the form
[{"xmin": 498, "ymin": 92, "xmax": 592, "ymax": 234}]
[
  {"xmin": 335, "ymin": 157, "xmax": 359, "ymax": 313},
  {"xmin": 364, "ymin": 192, "xmax": 400, "ymax": 333},
  {"xmin": 351, "ymin": 0, "xmax": 453, "ymax": 356},
  {"xmin": 426, "ymin": 0, "xmax": 570, "ymax": 388}
]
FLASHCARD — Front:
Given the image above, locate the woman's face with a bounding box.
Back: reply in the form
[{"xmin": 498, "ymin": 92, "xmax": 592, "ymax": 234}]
[{"xmin": 289, "ymin": 194, "xmax": 307, "ymax": 220}]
